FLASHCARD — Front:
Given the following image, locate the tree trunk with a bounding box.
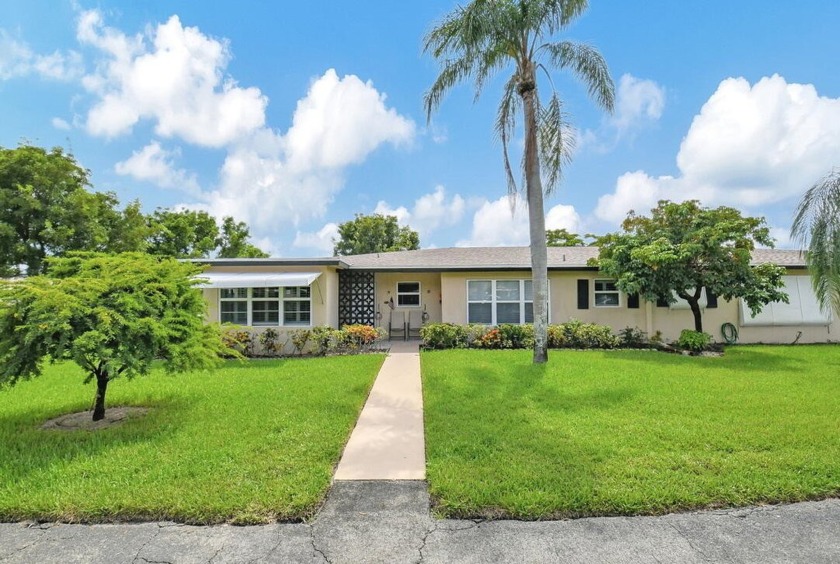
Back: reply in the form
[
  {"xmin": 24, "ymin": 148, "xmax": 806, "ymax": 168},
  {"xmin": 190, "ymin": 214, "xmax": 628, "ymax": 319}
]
[
  {"xmin": 520, "ymin": 80, "xmax": 549, "ymax": 364},
  {"xmin": 678, "ymin": 288, "xmax": 704, "ymax": 333},
  {"xmin": 92, "ymin": 373, "xmax": 109, "ymax": 421},
  {"xmin": 689, "ymin": 299, "xmax": 703, "ymax": 333}
]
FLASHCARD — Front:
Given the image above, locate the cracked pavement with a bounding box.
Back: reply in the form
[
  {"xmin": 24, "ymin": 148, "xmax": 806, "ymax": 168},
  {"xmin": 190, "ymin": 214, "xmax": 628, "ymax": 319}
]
[{"xmin": 1, "ymin": 482, "xmax": 839, "ymax": 563}]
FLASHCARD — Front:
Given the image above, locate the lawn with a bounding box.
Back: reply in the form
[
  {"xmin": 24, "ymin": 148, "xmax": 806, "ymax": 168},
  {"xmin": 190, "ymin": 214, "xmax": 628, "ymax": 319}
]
[
  {"xmin": 422, "ymin": 345, "xmax": 840, "ymax": 519},
  {"xmin": 0, "ymin": 355, "xmax": 383, "ymax": 524}
]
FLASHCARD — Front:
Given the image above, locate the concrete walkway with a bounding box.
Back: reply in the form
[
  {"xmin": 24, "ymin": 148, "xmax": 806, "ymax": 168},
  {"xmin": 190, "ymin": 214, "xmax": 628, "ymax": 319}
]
[{"xmin": 334, "ymin": 340, "xmax": 425, "ymax": 481}]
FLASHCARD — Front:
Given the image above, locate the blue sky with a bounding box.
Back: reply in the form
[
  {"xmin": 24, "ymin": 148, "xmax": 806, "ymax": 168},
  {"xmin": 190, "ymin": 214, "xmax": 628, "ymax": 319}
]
[{"xmin": 2, "ymin": 1, "xmax": 839, "ymax": 256}]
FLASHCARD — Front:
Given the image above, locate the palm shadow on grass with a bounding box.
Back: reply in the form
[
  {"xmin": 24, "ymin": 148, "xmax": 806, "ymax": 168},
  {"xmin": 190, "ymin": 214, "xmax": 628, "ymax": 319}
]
[{"xmin": 423, "ymin": 352, "xmax": 637, "ymax": 519}]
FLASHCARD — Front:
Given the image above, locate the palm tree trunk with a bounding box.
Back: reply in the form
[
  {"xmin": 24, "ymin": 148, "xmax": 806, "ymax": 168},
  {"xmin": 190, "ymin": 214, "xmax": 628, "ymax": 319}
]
[{"xmin": 520, "ymin": 83, "xmax": 549, "ymax": 364}]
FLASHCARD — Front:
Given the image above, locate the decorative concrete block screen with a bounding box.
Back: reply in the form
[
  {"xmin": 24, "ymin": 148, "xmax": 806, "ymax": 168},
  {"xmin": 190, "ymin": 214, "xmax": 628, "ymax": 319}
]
[{"xmin": 339, "ymin": 270, "xmax": 376, "ymax": 327}]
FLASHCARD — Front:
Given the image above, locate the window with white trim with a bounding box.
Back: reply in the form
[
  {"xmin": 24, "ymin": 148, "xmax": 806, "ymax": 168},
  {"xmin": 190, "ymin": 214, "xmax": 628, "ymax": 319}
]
[
  {"xmin": 467, "ymin": 280, "xmax": 535, "ymax": 324},
  {"xmin": 219, "ymin": 287, "xmax": 311, "ymax": 326},
  {"xmin": 594, "ymin": 279, "xmax": 620, "ymax": 307},
  {"xmin": 396, "ymin": 281, "xmax": 421, "ymax": 307}
]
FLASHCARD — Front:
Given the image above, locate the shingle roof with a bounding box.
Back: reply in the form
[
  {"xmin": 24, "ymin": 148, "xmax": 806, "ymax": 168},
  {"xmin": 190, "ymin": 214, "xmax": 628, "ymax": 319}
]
[
  {"xmin": 341, "ymin": 246, "xmax": 808, "ymax": 270},
  {"xmin": 341, "ymin": 247, "xmax": 597, "ymax": 270},
  {"xmin": 190, "ymin": 246, "xmax": 808, "ymax": 270}
]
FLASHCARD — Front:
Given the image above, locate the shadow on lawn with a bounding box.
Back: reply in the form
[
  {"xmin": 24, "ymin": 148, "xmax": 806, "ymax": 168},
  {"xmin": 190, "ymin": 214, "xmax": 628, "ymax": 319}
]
[
  {"xmin": 425, "ymin": 360, "xmax": 637, "ymax": 519},
  {"xmin": 0, "ymin": 397, "xmax": 185, "ymax": 521},
  {"xmin": 604, "ymin": 346, "xmax": 808, "ymax": 373}
]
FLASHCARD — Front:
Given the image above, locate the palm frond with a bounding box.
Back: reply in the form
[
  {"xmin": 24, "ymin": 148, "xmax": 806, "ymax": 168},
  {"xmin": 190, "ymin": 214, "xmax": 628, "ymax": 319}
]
[
  {"xmin": 538, "ymin": 92, "xmax": 576, "ymax": 194},
  {"xmin": 791, "ymin": 169, "xmax": 840, "ymax": 314},
  {"xmin": 541, "ymin": 40, "xmax": 615, "ymax": 112},
  {"xmin": 495, "ymin": 76, "xmax": 521, "ymax": 196},
  {"xmin": 527, "ymin": 0, "xmax": 590, "ymax": 35},
  {"xmin": 423, "ymin": 57, "xmax": 479, "ymax": 122}
]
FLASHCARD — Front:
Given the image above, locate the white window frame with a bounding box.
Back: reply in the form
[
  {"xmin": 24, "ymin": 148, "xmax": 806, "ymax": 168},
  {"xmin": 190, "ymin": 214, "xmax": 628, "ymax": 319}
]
[
  {"xmin": 594, "ymin": 279, "xmax": 621, "ymax": 308},
  {"xmin": 396, "ymin": 281, "xmax": 422, "ymax": 308},
  {"xmin": 466, "ymin": 279, "xmax": 540, "ymax": 325},
  {"xmin": 219, "ymin": 287, "xmax": 312, "ymax": 327}
]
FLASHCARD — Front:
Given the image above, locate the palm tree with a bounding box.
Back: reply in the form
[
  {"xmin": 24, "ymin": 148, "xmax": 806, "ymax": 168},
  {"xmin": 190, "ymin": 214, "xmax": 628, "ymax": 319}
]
[
  {"xmin": 424, "ymin": 0, "xmax": 614, "ymax": 363},
  {"xmin": 791, "ymin": 169, "xmax": 840, "ymax": 316}
]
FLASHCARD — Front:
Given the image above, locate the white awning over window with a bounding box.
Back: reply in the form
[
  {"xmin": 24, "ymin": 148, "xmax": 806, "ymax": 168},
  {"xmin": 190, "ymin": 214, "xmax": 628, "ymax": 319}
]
[{"xmin": 195, "ymin": 272, "xmax": 321, "ymax": 289}]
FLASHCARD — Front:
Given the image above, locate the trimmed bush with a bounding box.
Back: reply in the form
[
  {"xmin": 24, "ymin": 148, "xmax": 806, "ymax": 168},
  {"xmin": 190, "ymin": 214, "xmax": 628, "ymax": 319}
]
[
  {"xmin": 556, "ymin": 319, "xmax": 620, "ymax": 349},
  {"xmin": 618, "ymin": 326, "xmax": 650, "ymax": 349},
  {"xmin": 498, "ymin": 323, "xmax": 535, "ymax": 349},
  {"xmin": 422, "ymin": 321, "xmax": 619, "ymax": 350},
  {"xmin": 676, "ymin": 329, "xmax": 713, "ymax": 352},
  {"xmin": 221, "ymin": 325, "xmax": 254, "ymax": 357},
  {"xmin": 420, "ymin": 323, "xmax": 470, "ymax": 349}
]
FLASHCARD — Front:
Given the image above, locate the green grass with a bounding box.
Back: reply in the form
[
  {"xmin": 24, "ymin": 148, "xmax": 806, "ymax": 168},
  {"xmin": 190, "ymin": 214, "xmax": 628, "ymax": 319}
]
[
  {"xmin": 0, "ymin": 355, "xmax": 383, "ymax": 524},
  {"xmin": 422, "ymin": 345, "xmax": 840, "ymax": 519}
]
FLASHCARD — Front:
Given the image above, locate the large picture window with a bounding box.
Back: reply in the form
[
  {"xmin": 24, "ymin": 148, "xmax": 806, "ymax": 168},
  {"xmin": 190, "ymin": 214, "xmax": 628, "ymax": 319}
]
[
  {"xmin": 467, "ymin": 280, "xmax": 536, "ymax": 325},
  {"xmin": 219, "ymin": 287, "xmax": 311, "ymax": 326}
]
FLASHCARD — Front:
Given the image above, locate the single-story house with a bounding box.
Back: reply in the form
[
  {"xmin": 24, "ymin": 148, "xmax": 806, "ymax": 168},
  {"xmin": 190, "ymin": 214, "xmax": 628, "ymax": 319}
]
[{"xmin": 193, "ymin": 246, "xmax": 836, "ymax": 347}]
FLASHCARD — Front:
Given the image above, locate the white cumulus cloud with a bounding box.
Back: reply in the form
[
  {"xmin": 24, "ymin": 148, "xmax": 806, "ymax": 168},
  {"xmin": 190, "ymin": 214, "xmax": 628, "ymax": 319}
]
[
  {"xmin": 611, "ymin": 73, "xmax": 666, "ymax": 134},
  {"xmin": 457, "ymin": 195, "xmax": 581, "ymax": 247},
  {"xmin": 0, "ymin": 30, "xmax": 82, "ymax": 81},
  {"xmin": 596, "ymin": 75, "xmax": 840, "ymax": 224},
  {"xmin": 293, "ymin": 223, "xmax": 340, "ymax": 254},
  {"xmin": 580, "ymin": 73, "xmax": 665, "ymax": 150},
  {"xmin": 284, "ymin": 69, "xmax": 415, "ymax": 171},
  {"xmin": 51, "ymin": 117, "xmax": 71, "ymax": 130},
  {"xmin": 115, "ymin": 141, "xmax": 200, "ymax": 195},
  {"xmin": 77, "ymin": 10, "xmax": 267, "ymax": 146},
  {"xmin": 374, "ymin": 185, "xmax": 465, "ymax": 237},
  {"xmin": 197, "ymin": 69, "xmax": 415, "ymax": 230}
]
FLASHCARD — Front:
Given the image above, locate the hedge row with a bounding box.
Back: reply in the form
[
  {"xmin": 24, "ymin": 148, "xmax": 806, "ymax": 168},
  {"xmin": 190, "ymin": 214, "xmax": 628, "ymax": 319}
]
[
  {"xmin": 421, "ymin": 320, "xmax": 700, "ymax": 350},
  {"xmin": 221, "ymin": 324, "xmax": 386, "ymax": 357},
  {"xmin": 420, "ymin": 322, "xmax": 717, "ymax": 352}
]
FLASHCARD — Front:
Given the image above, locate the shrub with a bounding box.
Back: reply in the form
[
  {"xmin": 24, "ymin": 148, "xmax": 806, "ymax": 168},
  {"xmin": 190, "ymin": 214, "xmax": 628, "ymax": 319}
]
[
  {"xmin": 618, "ymin": 326, "xmax": 649, "ymax": 349},
  {"xmin": 555, "ymin": 319, "xmax": 619, "ymax": 349},
  {"xmin": 547, "ymin": 324, "xmax": 566, "ymax": 348},
  {"xmin": 290, "ymin": 329, "xmax": 311, "ymax": 355},
  {"xmin": 221, "ymin": 325, "xmax": 254, "ymax": 357},
  {"xmin": 478, "ymin": 328, "xmax": 503, "ymax": 349},
  {"xmin": 343, "ymin": 324, "xmax": 379, "ymax": 345},
  {"xmin": 497, "ymin": 323, "xmax": 535, "ymax": 349},
  {"xmin": 258, "ymin": 328, "xmax": 282, "ymax": 356},
  {"xmin": 310, "ymin": 325, "xmax": 342, "ymax": 356},
  {"xmin": 676, "ymin": 330, "xmax": 713, "ymax": 352},
  {"xmin": 420, "ymin": 323, "xmax": 469, "ymax": 349},
  {"xmin": 465, "ymin": 324, "xmax": 490, "ymax": 347}
]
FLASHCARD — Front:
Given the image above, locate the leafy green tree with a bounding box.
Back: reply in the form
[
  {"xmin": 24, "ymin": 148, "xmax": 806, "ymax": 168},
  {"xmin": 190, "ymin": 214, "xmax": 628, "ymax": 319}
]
[
  {"xmin": 0, "ymin": 144, "xmax": 122, "ymax": 276},
  {"xmin": 546, "ymin": 228, "xmax": 585, "ymax": 247},
  {"xmin": 791, "ymin": 170, "xmax": 840, "ymax": 315},
  {"xmin": 217, "ymin": 216, "xmax": 269, "ymax": 258},
  {"xmin": 147, "ymin": 209, "xmax": 220, "ymax": 258},
  {"xmin": 595, "ymin": 200, "xmax": 788, "ymax": 333},
  {"xmin": 0, "ymin": 253, "xmax": 226, "ymax": 421},
  {"xmin": 106, "ymin": 200, "xmax": 154, "ymax": 253},
  {"xmin": 333, "ymin": 213, "xmax": 420, "ymax": 256},
  {"xmin": 424, "ymin": 0, "xmax": 615, "ymax": 363}
]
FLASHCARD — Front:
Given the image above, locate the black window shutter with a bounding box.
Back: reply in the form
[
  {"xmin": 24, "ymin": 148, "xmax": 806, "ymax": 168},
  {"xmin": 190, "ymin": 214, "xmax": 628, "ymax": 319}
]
[
  {"xmin": 706, "ymin": 289, "xmax": 718, "ymax": 309},
  {"xmin": 627, "ymin": 293, "xmax": 640, "ymax": 309},
  {"xmin": 577, "ymin": 279, "xmax": 589, "ymax": 310},
  {"xmin": 656, "ymin": 296, "xmax": 669, "ymax": 308}
]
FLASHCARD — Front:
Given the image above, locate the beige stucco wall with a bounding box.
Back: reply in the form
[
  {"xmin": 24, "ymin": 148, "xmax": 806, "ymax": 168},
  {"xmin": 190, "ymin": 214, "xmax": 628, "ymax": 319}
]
[
  {"xmin": 440, "ymin": 270, "xmax": 837, "ymax": 344},
  {"xmin": 373, "ymin": 272, "xmax": 442, "ymax": 330},
  {"xmin": 201, "ymin": 265, "xmax": 339, "ymax": 355},
  {"xmin": 198, "ymin": 264, "xmax": 836, "ymax": 346}
]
